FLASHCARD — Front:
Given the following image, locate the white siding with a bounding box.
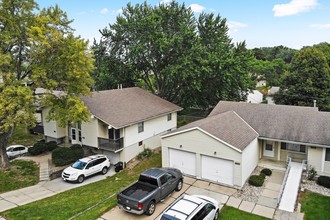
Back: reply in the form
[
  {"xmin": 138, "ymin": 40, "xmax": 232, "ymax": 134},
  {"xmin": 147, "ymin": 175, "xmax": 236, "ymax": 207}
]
[
  {"xmin": 241, "ymin": 138, "xmax": 259, "ymax": 186},
  {"xmin": 81, "ymin": 118, "xmax": 98, "ymax": 147},
  {"xmin": 162, "ymin": 129, "xmax": 243, "ymax": 187},
  {"xmin": 324, "ymin": 162, "xmax": 330, "ymax": 175},
  {"xmin": 42, "ymin": 107, "xmax": 66, "ymax": 139},
  {"xmin": 308, "ymin": 147, "xmax": 323, "ymax": 173},
  {"xmin": 124, "ymin": 113, "xmax": 177, "ymax": 147}
]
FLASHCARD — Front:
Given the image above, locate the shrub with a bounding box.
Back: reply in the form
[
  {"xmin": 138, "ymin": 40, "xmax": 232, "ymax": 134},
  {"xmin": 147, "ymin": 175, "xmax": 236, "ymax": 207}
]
[
  {"xmin": 52, "ymin": 146, "xmax": 84, "ymax": 166},
  {"xmin": 317, "ymin": 176, "xmax": 330, "ymax": 188},
  {"xmin": 307, "ymin": 166, "xmax": 317, "ymax": 180},
  {"xmin": 261, "ymin": 168, "xmax": 272, "ymax": 176},
  {"xmin": 28, "ymin": 142, "xmax": 48, "ymax": 155},
  {"xmin": 70, "ymin": 144, "xmax": 84, "ymax": 159},
  {"xmin": 137, "ymin": 148, "xmax": 153, "ymax": 160},
  {"xmin": 46, "ymin": 141, "xmax": 58, "ymax": 151},
  {"xmin": 259, "ymin": 172, "xmax": 266, "ymax": 179},
  {"xmin": 249, "ymin": 175, "xmax": 265, "ymax": 187}
]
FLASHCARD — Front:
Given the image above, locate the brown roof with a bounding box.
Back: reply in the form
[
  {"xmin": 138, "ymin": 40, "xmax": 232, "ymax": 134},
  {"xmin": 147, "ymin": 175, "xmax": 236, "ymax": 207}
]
[
  {"xmin": 210, "ymin": 101, "xmax": 330, "ymax": 146},
  {"xmin": 81, "ymin": 87, "xmax": 182, "ymax": 128},
  {"xmin": 168, "ymin": 111, "xmax": 259, "ymax": 151}
]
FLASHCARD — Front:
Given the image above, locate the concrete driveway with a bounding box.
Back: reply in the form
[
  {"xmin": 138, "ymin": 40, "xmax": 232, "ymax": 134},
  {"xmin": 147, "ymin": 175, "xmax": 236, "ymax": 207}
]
[
  {"xmin": 0, "ymin": 166, "xmax": 115, "ymax": 213},
  {"xmin": 98, "ymin": 177, "xmax": 236, "ymax": 220}
]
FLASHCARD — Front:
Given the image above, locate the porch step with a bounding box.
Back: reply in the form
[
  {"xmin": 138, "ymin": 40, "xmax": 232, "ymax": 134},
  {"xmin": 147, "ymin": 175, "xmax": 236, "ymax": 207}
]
[{"xmin": 278, "ymin": 162, "xmax": 303, "ymax": 212}]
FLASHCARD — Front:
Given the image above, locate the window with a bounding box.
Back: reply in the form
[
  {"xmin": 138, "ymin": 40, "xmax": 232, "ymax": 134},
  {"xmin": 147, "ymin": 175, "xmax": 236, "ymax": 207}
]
[
  {"xmin": 109, "ymin": 128, "xmax": 120, "ymax": 140},
  {"xmin": 139, "ymin": 141, "xmax": 143, "ymax": 146},
  {"xmin": 167, "ymin": 113, "xmax": 172, "ymax": 121},
  {"xmin": 192, "ymin": 205, "xmax": 208, "ymax": 220},
  {"xmin": 281, "ymin": 142, "xmax": 306, "ymax": 153},
  {"xmin": 138, "ymin": 122, "xmax": 144, "ymax": 133},
  {"xmin": 326, "ymin": 148, "xmax": 330, "ymax": 161},
  {"xmin": 265, "ymin": 144, "xmax": 273, "ymax": 151},
  {"xmin": 160, "ymin": 176, "xmax": 168, "ymax": 185}
]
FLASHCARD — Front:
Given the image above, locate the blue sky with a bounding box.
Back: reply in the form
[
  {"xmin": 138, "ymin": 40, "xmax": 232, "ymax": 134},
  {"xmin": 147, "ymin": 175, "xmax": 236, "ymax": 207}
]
[{"xmin": 35, "ymin": 0, "xmax": 330, "ymax": 49}]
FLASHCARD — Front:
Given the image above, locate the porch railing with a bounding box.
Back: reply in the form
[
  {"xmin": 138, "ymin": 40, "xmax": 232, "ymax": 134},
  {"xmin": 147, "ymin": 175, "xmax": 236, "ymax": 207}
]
[
  {"xmin": 278, "ymin": 157, "xmax": 292, "ymax": 204},
  {"xmin": 98, "ymin": 137, "xmax": 123, "ymax": 152}
]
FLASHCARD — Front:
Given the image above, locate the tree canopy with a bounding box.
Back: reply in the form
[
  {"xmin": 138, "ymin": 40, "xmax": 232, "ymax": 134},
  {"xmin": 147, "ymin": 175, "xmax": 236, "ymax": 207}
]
[
  {"xmin": 92, "ymin": 1, "xmax": 255, "ymax": 110},
  {"xmin": 273, "ymin": 46, "xmax": 330, "ymax": 111},
  {"xmin": 0, "ymin": 0, "xmax": 94, "ymax": 169}
]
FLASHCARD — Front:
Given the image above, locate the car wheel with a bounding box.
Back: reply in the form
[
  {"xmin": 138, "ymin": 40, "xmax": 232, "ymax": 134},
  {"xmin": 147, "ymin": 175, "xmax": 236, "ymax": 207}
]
[
  {"xmin": 175, "ymin": 179, "xmax": 183, "ymax": 191},
  {"xmin": 101, "ymin": 167, "xmax": 108, "ymax": 175},
  {"xmin": 77, "ymin": 175, "xmax": 85, "ymax": 183},
  {"xmin": 214, "ymin": 209, "xmax": 219, "ymax": 220},
  {"xmin": 145, "ymin": 201, "xmax": 156, "ymax": 216}
]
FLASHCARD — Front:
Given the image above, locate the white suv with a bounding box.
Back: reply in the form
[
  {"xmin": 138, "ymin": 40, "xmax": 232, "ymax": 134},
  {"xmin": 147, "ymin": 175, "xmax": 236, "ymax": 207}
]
[
  {"xmin": 62, "ymin": 154, "xmax": 111, "ymax": 183},
  {"xmin": 160, "ymin": 194, "xmax": 219, "ymax": 220}
]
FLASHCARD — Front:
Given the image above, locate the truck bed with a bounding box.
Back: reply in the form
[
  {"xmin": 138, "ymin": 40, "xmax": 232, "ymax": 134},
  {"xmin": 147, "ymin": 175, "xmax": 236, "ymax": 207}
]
[{"xmin": 121, "ymin": 182, "xmax": 157, "ymax": 201}]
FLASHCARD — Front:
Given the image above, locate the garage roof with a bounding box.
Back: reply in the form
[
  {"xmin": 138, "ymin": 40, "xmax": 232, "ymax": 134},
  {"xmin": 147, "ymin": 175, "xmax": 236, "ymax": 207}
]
[
  {"xmin": 210, "ymin": 101, "xmax": 330, "ymax": 147},
  {"xmin": 165, "ymin": 111, "xmax": 258, "ymax": 151},
  {"xmin": 81, "ymin": 87, "xmax": 182, "ymax": 128}
]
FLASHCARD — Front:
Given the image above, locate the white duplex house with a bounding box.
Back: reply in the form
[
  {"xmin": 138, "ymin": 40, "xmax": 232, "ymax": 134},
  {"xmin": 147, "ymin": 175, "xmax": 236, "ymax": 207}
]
[
  {"xmin": 161, "ymin": 101, "xmax": 330, "ymax": 188},
  {"xmin": 42, "ymin": 87, "xmax": 182, "ymax": 163}
]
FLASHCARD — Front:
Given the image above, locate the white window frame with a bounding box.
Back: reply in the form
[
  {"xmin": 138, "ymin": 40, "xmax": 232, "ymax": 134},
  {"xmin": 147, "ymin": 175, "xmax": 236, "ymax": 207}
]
[{"xmin": 138, "ymin": 122, "xmax": 144, "ymax": 133}]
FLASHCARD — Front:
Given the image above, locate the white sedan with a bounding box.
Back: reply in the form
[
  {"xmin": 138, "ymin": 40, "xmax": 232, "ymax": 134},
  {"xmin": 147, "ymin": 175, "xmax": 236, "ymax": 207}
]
[
  {"xmin": 6, "ymin": 145, "xmax": 28, "ymax": 158},
  {"xmin": 160, "ymin": 194, "xmax": 219, "ymax": 220}
]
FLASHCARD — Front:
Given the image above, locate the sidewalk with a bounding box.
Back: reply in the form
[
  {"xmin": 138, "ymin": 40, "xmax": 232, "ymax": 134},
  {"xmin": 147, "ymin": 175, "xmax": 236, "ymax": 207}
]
[{"xmin": 0, "ymin": 154, "xmax": 115, "ymax": 213}]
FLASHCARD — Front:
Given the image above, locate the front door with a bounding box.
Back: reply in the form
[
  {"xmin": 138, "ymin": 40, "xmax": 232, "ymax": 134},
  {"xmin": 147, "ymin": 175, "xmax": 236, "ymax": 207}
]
[
  {"xmin": 263, "ymin": 141, "xmax": 274, "ymax": 157},
  {"xmin": 71, "ymin": 123, "xmax": 82, "ymax": 145}
]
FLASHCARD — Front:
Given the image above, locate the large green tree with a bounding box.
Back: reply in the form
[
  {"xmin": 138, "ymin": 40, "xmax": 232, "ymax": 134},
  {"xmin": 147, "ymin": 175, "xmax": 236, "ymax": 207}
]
[
  {"xmin": 92, "ymin": 1, "xmax": 254, "ymax": 109},
  {"xmin": 196, "ymin": 13, "xmax": 255, "ymax": 109},
  {"xmin": 273, "ymin": 47, "xmax": 330, "ymax": 111},
  {"xmin": 0, "ymin": 0, "xmax": 94, "ymax": 170}
]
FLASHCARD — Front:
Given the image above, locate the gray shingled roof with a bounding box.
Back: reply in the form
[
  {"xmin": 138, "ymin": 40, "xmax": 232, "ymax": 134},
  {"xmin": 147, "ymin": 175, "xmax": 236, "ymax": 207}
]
[
  {"xmin": 209, "ymin": 101, "xmax": 330, "ymax": 146},
  {"xmin": 81, "ymin": 87, "xmax": 182, "ymax": 128},
  {"xmin": 169, "ymin": 111, "xmax": 259, "ymax": 151}
]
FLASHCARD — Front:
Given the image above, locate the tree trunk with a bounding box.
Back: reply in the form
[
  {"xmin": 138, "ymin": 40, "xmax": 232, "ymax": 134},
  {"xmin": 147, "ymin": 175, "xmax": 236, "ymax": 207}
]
[{"xmin": 0, "ymin": 127, "xmax": 14, "ymax": 170}]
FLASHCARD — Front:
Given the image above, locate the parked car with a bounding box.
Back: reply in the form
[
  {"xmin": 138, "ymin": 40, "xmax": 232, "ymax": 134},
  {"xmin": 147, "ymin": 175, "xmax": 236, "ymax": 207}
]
[
  {"xmin": 117, "ymin": 167, "xmax": 183, "ymax": 216},
  {"xmin": 6, "ymin": 145, "xmax": 28, "ymax": 158},
  {"xmin": 159, "ymin": 194, "xmax": 219, "ymax": 220},
  {"xmin": 61, "ymin": 154, "xmax": 111, "ymax": 183}
]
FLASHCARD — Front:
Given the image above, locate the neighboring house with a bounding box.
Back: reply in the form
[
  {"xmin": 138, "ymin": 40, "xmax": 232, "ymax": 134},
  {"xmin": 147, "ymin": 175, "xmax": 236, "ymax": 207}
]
[
  {"xmin": 161, "ymin": 101, "xmax": 330, "ymax": 188},
  {"xmin": 247, "ymin": 90, "xmax": 263, "ymax": 103},
  {"xmin": 42, "ymin": 87, "xmax": 182, "ymax": 163},
  {"xmin": 266, "ymin": 86, "xmax": 280, "ymax": 105}
]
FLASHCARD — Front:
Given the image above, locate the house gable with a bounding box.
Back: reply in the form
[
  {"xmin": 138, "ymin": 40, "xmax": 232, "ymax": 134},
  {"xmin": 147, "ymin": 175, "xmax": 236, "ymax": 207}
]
[
  {"xmin": 210, "ymin": 101, "xmax": 330, "ymax": 147},
  {"xmin": 81, "ymin": 87, "xmax": 182, "ymax": 129}
]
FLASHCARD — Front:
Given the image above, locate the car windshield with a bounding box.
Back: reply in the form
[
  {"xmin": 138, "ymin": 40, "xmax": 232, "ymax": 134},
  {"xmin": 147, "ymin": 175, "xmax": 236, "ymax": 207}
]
[
  {"xmin": 6, "ymin": 147, "xmax": 13, "ymax": 152},
  {"xmin": 71, "ymin": 161, "xmax": 87, "ymax": 170}
]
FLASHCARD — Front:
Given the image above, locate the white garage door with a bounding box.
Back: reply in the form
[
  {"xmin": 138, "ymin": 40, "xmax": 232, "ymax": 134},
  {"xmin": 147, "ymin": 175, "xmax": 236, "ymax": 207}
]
[
  {"xmin": 201, "ymin": 155, "xmax": 234, "ymax": 186},
  {"xmin": 169, "ymin": 149, "xmax": 196, "ymax": 176}
]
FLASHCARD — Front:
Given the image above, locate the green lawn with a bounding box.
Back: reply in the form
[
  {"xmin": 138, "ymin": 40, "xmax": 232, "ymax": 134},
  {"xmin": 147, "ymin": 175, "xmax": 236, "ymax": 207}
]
[
  {"xmin": 1, "ymin": 153, "xmax": 161, "ymax": 220},
  {"xmin": 300, "ymin": 190, "xmax": 330, "ymax": 220},
  {"xmin": 0, "ymin": 160, "xmax": 39, "ymax": 193},
  {"xmin": 9, "ymin": 124, "xmax": 42, "ymax": 146},
  {"xmin": 218, "ymin": 206, "xmax": 270, "ymax": 220}
]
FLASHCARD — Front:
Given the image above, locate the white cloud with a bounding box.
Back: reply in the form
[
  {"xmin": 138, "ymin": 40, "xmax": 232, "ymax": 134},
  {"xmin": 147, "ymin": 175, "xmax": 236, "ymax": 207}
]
[
  {"xmin": 100, "ymin": 8, "xmax": 109, "ymax": 14},
  {"xmin": 160, "ymin": 0, "xmax": 172, "ymax": 5},
  {"xmin": 273, "ymin": 0, "xmax": 319, "ymax": 17},
  {"xmin": 227, "ymin": 21, "xmax": 247, "ymax": 34},
  {"xmin": 227, "ymin": 21, "xmax": 248, "ymax": 29},
  {"xmin": 115, "ymin": 9, "xmax": 123, "ymax": 14},
  {"xmin": 309, "ymin": 23, "xmax": 330, "ymax": 29},
  {"xmin": 189, "ymin": 4, "xmax": 206, "ymax": 13}
]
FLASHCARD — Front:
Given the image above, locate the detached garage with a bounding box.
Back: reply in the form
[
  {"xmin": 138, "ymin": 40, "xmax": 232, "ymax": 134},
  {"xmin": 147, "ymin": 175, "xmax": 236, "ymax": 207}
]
[{"xmin": 161, "ymin": 111, "xmax": 259, "ymax": 188}]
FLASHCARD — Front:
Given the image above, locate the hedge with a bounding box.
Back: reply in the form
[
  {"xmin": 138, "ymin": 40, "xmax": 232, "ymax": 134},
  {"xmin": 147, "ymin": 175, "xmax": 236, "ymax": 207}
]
[
  {"xmin": 249, "ymin": 175, "xmax": 265, "ymax": 187},
  {"xmin": 261, "ymin": 168, "xmax": 272, "ymax": 176},
  {"xmin": 317, "ymin": 176, "xmax": 330, "ymax": 188},
  {"xmin": 28, "ymin": 142, "xmax": 48, "ymax": 155},
  {"xmin": 52, "ymin": 145, "xmax": 84, "ymax": 166}
]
